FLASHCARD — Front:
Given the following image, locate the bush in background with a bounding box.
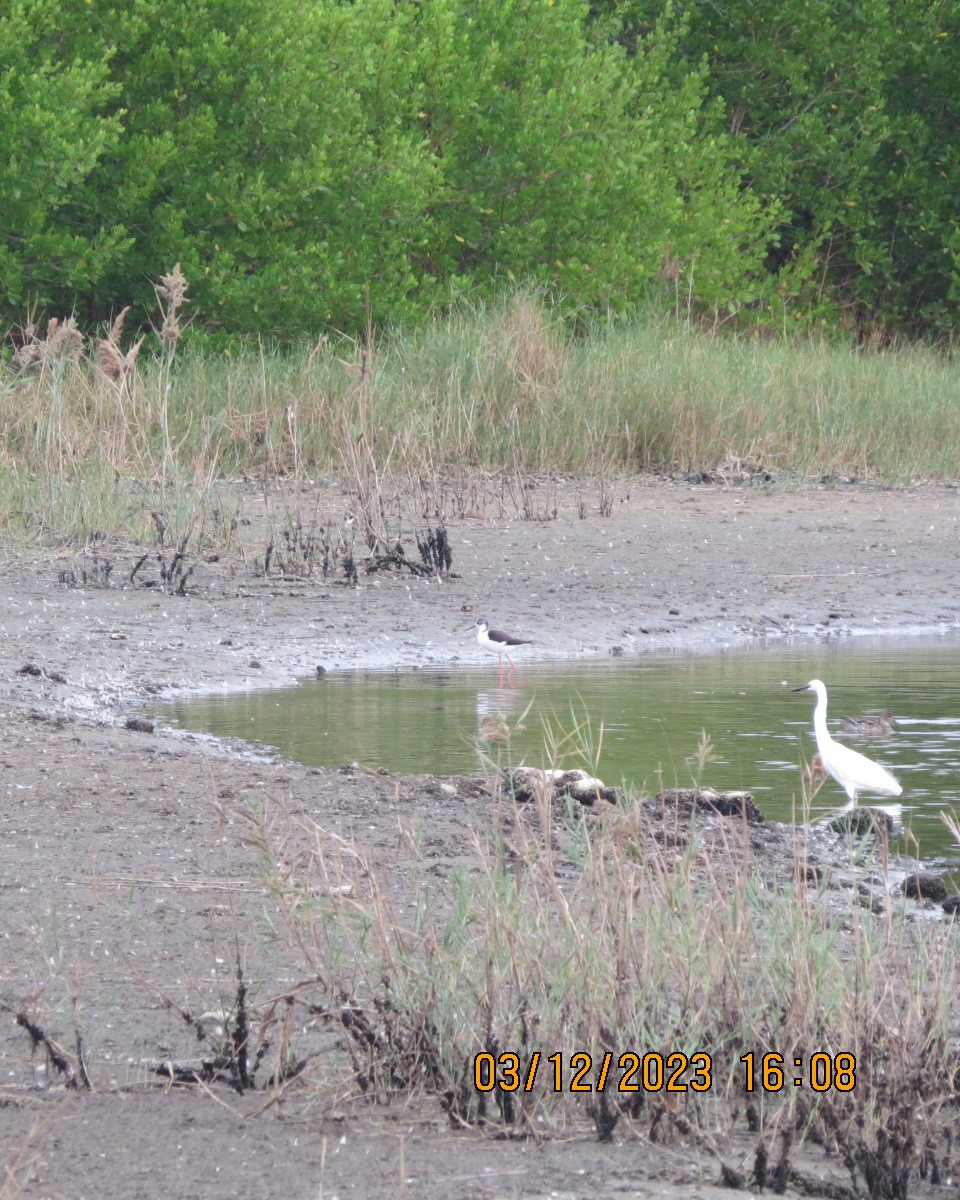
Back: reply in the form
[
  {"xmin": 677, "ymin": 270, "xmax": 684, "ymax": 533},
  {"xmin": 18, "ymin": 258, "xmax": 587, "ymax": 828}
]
[{"xmin": 1, "ymin": 0, "xmax": 776, "ymax": 338}]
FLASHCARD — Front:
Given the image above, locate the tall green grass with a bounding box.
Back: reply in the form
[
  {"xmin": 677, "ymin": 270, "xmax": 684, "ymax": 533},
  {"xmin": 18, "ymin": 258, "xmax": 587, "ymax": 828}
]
[{"xmin": 3, "ymin": 296, "xmax": 960, "ymax": 548}]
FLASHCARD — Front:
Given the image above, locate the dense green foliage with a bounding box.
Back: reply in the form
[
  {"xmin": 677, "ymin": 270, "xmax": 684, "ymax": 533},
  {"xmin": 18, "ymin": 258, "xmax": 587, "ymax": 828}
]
[
  {"xmin": 1, "ymin": 0, "xmax": 957, "ymax": 338},
  {"xmin": 600, "ymin": 0, "xmax": 960, "ymax": 336}
]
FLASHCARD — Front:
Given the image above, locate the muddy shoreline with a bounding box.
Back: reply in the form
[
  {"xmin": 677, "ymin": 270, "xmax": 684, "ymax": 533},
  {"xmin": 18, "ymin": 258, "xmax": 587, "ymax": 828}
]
[
  {"xmin": 3, "ymin": 478, "xmax": 960, "ymax": 1199},
  {"xmin": 5, "ymin": 478, "xmax": 960, "ymax": 713}
]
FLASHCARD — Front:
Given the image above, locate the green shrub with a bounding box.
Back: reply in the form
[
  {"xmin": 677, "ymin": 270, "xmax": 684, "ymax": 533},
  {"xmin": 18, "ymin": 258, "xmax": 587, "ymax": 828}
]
[
  {"xmin": 0, "ymin": 0, "xmax": 128, "ymax": 311},
  {"xmin": 595, "ymin": 0, "xmax": 960, "ymax": 335},
  {"xmin": 1, "ymin": 0, "xmax": 777, "ymax": 338}
]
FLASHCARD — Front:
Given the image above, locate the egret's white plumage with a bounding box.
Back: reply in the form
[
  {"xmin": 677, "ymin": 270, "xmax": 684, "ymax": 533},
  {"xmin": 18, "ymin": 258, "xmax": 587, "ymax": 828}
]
[{"xmin": 793, "ymin": 679, "xmax": 902, "ymax": 804}]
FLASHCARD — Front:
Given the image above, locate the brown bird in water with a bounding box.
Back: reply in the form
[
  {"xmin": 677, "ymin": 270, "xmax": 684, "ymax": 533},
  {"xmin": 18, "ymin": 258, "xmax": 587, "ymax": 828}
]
[
  {"xmin": 842, "ymin": 711, "xmax": 895, "ymax": 738},
  {"xmin": 479, "ymin": 714, "xmax": 511, "ymax": 743}
]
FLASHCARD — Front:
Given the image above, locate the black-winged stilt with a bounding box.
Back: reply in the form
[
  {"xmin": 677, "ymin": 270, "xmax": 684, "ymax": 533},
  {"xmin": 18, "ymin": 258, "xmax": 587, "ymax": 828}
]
[{"xmin": 475, "ymin": 617, "xmax": 532, "ymax": 684}]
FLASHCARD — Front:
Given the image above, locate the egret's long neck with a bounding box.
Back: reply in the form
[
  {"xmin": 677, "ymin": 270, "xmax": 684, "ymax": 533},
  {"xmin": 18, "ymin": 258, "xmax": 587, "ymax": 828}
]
[{"xmin": 812, "ymin": 690, "xmax": 832, "ymax": 749}]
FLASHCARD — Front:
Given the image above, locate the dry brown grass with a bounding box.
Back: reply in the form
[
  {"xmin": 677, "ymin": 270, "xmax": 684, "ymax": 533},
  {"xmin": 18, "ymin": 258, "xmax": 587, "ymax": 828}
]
[
  {"xmin": 95, "ymin": 306, "xmax": 144, "ymax": 388},
  {"xmin": 155, "ymin": 262, "xmax": 189, "ymax": 355},
  {"xmin": 230, "ymin": 766, "xmax": 959, "ymax": 1198},
  {"xmin": 4, "ymin": 291, "xmax": 960, "ymax": 549},
  {"xmin": 0, "ymin": 1119, "xmax": 48, "ymax": 1199}
]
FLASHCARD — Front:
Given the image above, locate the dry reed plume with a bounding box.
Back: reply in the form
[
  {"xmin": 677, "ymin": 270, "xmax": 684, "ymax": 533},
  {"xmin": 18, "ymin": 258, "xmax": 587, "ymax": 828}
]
[
  {"xmin": 13, "ymin": 316, "xmax": 84, "ymax": 370},
  {"xmin": 155, "ymin": 262, "xmax": 189, "ymax": 354},
  {"xmin": 95, "ymin": 306, "xmax": 144, "ymax": 388}
]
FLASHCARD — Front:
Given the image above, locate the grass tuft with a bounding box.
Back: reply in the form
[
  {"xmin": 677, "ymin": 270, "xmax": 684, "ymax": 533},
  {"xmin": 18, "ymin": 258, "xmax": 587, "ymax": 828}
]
[{"xmin": 4, "ymin": 294, "xmax": 960, "ymax": 549}]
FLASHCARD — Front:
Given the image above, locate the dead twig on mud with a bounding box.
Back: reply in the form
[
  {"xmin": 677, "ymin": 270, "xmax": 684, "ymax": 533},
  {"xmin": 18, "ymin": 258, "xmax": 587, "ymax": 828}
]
[
  {"xmin": 54, "ymin": 874, "xmax": 270, "ymax": 893},
  {"xmin": 0, "ymin": 1003, "xmax": 92, "ymax": 1091},
  {"xmin": 364, "ymin": 526, "xmax": 453, "ymax": 579},
  {"xmin": 152, "ymin": 956, "xmax": 290, "ymax": 1096}
]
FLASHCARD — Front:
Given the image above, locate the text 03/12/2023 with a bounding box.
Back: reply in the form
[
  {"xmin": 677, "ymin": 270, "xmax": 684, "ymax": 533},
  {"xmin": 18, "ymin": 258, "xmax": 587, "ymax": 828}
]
[{"xmin": 473, "ymin": 1051, "xmax": 857, "ymax": 1094}]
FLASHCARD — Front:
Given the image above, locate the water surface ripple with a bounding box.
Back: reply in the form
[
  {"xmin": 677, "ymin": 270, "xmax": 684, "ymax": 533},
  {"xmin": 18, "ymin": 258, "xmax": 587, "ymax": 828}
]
[{"xmin": 155, "ymin": 636, "xmax": 960, "ymax": 872}]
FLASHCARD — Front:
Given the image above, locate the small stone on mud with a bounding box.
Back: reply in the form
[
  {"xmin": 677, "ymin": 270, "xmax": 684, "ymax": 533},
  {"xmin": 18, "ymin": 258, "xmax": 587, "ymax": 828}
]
[
  {"xmin": 47, "ymin": 670, "xmax": 68, "ymax": 684},
  {"xmin": 856, "ymin": 889, "xmax": 887, "ymax": 916},
  {"xmin": 828, "ymin": 809, "xmax": 893, "ymax": 838},
  {"xmin": 439, "ymin": 782, "xmax": 457, "ymax": 796},
  {"xmin": 901, "ymin": 872, "xmax": 949, "ymax": 905},
  {"xmin": 562, "ymin": 777, "xmax": 619, "ymax": 806},
  {"xmin": 248, "ymin": 659, "xmax": 262, "ymax": 669},
  {"xmin": 508, "ymin": 766, "xmax": 618, "ymax": 807},
  {"xmin": 16, "ymin": 663, "xmax": 43, "ymax": 677},
  {"xmin": 507, "ymin": 767, "xmax": 565, "ymax": 802},
  {"xmin": 555, "ymin": 770, "xmax": 616, "ymax": 805},
  {"xmin": 316, "ymin": 665, "xmax": 327, "ymax": 677},
  {"xmin": 124, "ymin": 717, "xmax": 155, "ymax": 734},
  {"xmin": 656, "ymin": 788, "xmax": 764, "ymax": 824}
]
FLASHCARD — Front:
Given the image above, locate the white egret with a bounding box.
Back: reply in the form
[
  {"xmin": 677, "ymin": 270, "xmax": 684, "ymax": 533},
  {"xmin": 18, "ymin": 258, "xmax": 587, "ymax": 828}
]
[{"xmin": 792, "ymin": 679, "xmax": 902, "ymax": 804}]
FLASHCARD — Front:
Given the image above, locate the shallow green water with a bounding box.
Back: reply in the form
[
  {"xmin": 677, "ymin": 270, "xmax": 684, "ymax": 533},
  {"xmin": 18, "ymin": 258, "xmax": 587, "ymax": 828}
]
[{"xmin": 155, "ymin": 636, "xmax": 960, "ymax": 872}]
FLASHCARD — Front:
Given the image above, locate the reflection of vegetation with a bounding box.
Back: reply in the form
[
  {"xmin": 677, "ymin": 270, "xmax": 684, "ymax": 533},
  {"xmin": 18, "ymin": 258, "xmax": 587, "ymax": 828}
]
[{"xmin": 160, "ymin": 647, "xmax": 960, "ymax": 869}]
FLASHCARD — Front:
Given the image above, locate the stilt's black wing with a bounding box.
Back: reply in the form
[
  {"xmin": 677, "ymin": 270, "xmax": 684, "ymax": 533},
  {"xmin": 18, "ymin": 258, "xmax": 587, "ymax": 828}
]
[{"xmin": 487, "ymin": 628, "xmax": 533, "ymax": 647}]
